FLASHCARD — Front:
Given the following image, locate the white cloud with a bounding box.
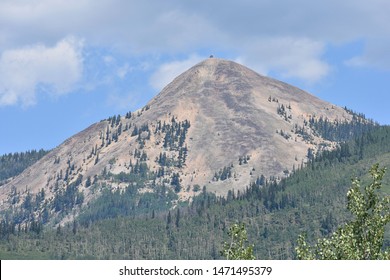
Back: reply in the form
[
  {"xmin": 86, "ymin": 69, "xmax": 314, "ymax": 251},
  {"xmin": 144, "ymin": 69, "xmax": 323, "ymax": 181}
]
[
  {"xmin": 103, "ymin": 55, "xmax": 115, "ymax": 65},
  {"xmin": 101, "ymin": 56, "xmax": 131, "ymax": 79},
  {"xmin": 236, "ymin": 37, "xmax": 330, "ymax": 83},
  {"xmin": 1, "ymin": 0, "xmax": 390, "ymax": 88},
  {"xmin": 149, "ymin": 54, "xmax": 203, "ymax": 91},
  {"xmin": 345, "ymin": 38, "xmax": 390, "ymax": 70},
  {"xmin": 0, "ymin": 36, "xmax": 83, "ymax": 106},
  {"xmin": 117, "ymin": 63, "xmax": 132, "ymax": 79},
  {"xmin": 150, "ymin": 38, "xmax": 329, "ymax": 90},
  {"xmin": 1, "ymin": 1, "xmax": 389, "ymax": 49}
]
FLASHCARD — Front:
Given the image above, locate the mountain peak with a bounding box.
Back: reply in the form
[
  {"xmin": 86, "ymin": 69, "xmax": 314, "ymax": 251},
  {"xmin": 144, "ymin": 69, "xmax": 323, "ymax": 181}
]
[
  {"xmin": 0, "ymin": 58, "xmax": 354, "ymax": 223},
  {"xmin": 129, "ymin": 58, "xmax": 352, "ymax": 194},
  {"xmin": 145, "ymin": 57, "xmax": 344, "ymax": 126},
  {"xmin": 169, "ymin": 57, "xmax": 259, "ymax": 87}
]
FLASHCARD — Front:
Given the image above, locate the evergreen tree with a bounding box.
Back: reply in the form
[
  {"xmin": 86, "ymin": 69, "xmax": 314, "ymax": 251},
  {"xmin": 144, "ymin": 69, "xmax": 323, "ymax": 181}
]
[
  {"xmin": 166, "ymin": 211, "xmax": 172, "ymax": 230},
  {"xmin": 175, "ymin": 208, "xmax": 180, "ymax": 228},
  {"xmin": 85, "ymin": 176, "xmax": 92, "ymax": 188}
]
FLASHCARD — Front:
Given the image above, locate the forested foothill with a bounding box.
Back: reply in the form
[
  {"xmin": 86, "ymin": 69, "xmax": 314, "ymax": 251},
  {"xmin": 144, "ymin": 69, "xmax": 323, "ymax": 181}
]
[
  {"xmin": 0, "ymin": 149, "xmax": 48, "ymax": 183},
  {"xmin": 0, "ymin": 122, "xmax": 389, "ymax": 259}
]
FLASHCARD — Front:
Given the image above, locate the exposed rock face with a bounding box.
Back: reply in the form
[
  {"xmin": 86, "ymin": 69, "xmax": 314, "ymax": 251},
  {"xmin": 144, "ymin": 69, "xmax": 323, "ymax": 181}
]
[{"xmin": 0, "ymin": 58, "xmax": 353, "ymax": 216}]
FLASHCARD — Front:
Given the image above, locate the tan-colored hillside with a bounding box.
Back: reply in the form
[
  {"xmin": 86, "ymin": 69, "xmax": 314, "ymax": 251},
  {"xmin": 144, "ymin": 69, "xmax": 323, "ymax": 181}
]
[{"xmin": 0, "ymin": 58, "xmax": 353, "ymax": 221}]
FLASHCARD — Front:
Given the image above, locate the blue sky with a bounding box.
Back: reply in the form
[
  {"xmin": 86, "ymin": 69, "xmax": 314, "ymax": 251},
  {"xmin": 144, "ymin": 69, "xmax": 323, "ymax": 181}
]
[{"xmin": 1, "ymin": 0, "xmax": 390, "ymax": 155}]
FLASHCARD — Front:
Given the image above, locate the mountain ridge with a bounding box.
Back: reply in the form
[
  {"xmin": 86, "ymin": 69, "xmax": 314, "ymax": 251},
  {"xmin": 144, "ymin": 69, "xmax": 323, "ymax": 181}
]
[{"xmin": 0, "ymin": 58, "xmax": 356, "ymax": 223}]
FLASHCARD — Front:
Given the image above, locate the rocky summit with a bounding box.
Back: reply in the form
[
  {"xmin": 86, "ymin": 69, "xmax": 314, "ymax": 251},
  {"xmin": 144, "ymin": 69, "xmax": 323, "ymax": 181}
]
[{"xmin": 0, "ymin": 58, "xmax": 354, "ymax": 222}]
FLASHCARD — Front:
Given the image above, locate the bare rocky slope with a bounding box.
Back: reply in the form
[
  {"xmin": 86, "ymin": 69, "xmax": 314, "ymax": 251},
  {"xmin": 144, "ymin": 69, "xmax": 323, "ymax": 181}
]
[{"xmin": 0, "ymin": 58, "xmax": 354, "ymax": 221}]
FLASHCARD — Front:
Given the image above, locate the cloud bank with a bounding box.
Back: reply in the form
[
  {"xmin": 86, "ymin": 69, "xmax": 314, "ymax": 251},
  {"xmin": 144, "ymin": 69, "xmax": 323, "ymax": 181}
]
[
  {"xmin": 0, "ymin": 37, "xmax": 83, "ymax": 106},
  {"xmin": 1, "ymin": 0, "xmax": 390, "ymax": 105}
]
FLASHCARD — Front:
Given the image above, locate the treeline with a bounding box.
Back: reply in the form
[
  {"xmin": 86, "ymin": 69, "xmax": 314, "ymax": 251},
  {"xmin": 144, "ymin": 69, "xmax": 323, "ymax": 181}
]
[
  {"xmin": 0, "ymin": 149, "xmax": 48, "ymax": 182},
  {"xmin": 308, "ymin": 107, "xmax": 377, "ymax": 142},
  {"xmin": 77, "ymin": 183, "xmax": 178, "ymax": 226}
]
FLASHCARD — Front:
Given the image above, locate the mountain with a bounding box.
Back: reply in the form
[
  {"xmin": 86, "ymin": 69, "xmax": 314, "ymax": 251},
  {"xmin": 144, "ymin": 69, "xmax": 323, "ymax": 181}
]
[
  {"xmin": 1, "ymin": 123, "xmax": 388, "ymax": 260},
  {"xmin": 0, "ymin": 58, "xmax": 359, "ymax": 224}
]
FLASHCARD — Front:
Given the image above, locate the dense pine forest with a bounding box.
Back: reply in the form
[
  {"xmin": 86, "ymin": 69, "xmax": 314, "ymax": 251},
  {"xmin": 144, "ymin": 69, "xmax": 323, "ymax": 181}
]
[
  {"xmin": 0, "ymin": 124, "xmax": 389, "ymax": 259},
  {"xmin": 0, "ymin": 149, "xmax": 48, "ymax": 183}
]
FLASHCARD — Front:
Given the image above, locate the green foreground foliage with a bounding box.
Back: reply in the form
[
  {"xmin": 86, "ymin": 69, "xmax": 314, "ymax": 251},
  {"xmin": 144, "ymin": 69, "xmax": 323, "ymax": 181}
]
[
  {"xmin": 296, "ymin": 164, "xmax": 390, "ymax": 259},
  {"xmin": 221, "ymin": 223, "xmax": 255, "ymax": 260}
]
